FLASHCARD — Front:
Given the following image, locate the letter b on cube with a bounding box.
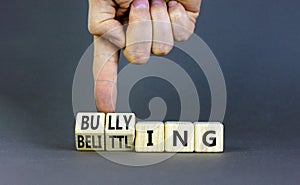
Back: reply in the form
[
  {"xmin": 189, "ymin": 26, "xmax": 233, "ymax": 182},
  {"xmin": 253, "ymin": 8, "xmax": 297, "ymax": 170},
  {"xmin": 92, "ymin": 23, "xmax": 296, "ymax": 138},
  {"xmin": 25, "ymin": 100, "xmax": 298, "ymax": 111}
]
[{"xmin": 75, "ymin": 112, "xmax": 105, "ymax": 151}]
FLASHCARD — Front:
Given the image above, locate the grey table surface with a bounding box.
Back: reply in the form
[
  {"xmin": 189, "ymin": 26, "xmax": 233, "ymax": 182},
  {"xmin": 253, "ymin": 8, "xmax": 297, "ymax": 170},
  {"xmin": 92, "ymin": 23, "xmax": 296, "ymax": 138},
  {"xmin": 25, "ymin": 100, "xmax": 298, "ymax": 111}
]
[{"xmin": 0, "ymin": 0, "xmax": 299, "ymax": 184}]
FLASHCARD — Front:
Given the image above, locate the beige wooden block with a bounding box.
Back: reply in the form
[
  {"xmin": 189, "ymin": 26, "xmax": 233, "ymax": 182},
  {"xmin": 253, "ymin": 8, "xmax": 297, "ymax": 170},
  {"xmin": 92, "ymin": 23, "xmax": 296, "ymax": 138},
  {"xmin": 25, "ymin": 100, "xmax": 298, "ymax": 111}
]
[
  {"xmin": 194, "ymin": 122, "xmax": 224, "ymax": 152},
  {"xmin": 165, "ymin": 122, "xmax": 194, "ymax": 152},
  {"xmin": 75, "ymin": 112, "xmax": 105, "ymax": 151},
  {"xmin": 105, "ymin": 113, "xmax": 135, "ymax": 151},
  {"xmin": 135, "ymin": 122, "xmax": 164, "ymax": 152}
]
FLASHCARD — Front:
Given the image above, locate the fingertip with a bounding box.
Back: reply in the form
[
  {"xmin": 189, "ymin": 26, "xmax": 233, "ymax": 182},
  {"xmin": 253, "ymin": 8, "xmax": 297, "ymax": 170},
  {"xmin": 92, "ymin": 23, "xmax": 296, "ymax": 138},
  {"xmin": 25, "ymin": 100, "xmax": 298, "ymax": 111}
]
[
  {"xmin": 152, "ymin": 43, "xmax": 173, "ymax": 56},
  {"xmin": 123, "ymin": 50, "xmax": 150, "ymax": 64},
  {"xmin": 173, "ymin": 25, "xmax": 193, "ymax": 41},
  {"xmin": 94, "ymin": 80, "xmax": 117, "ymax": 113}
]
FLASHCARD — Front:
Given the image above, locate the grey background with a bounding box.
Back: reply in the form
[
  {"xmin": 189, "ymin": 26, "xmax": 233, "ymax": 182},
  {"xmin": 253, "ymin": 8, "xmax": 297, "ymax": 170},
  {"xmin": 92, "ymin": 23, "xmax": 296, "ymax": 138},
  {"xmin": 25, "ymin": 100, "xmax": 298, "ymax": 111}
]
[{"xmin": 0, "ymin": 0, "xmax": 299, "ymax": 184}]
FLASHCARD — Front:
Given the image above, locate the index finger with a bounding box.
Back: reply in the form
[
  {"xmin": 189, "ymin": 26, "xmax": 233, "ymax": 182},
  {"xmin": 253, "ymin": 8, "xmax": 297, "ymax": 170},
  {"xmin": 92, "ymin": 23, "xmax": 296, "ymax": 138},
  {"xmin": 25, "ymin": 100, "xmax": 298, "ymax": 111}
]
[{"xmin": 93, "ymin": 36, "xmax": 120, "ymax": 113}]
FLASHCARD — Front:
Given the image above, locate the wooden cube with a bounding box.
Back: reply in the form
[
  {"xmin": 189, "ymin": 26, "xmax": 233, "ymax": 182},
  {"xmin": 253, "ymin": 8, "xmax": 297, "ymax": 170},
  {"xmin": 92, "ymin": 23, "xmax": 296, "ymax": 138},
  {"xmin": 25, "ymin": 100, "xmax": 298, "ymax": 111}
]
[
  {"xmin": 75, "ymin": 112, "xmax": 105, "ymax": 151},
  {"xmin": 194, "ymin": 122, "xmax": 224, "ymax": 152},
  {"xmin": 165, "ymin": 122, "xmax": 194, "ymax": 152},
  {"xmin": 105, "ymin": 113, "xmax": 136, "ymax": 151},
  {"xmin": 135, "ymin": 122, "xmax": 164, "ymax": 152}
]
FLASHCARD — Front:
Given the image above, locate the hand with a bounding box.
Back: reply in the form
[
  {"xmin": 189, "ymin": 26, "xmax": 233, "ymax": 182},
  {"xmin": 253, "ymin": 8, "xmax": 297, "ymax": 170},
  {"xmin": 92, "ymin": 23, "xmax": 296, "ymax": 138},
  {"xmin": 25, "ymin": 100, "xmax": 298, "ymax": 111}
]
[{"xmin": 88, "ymin": 0, "xmax": 202, "ymax": 112}]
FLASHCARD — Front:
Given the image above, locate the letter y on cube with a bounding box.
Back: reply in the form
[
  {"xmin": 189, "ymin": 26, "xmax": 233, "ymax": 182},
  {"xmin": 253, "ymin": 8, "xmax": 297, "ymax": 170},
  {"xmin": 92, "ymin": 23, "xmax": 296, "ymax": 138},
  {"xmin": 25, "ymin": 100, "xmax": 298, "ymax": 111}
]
[{"xmin": 105, "ymin": 113, "xmax": 136, "ymax": 151}]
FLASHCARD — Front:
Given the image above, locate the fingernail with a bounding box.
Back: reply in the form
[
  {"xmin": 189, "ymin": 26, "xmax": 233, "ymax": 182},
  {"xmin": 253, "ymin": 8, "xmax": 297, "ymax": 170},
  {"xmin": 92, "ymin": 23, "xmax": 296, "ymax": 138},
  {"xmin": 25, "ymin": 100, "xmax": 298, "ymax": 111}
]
[
  {"xmin": 152, "ymin": 0, "xmax": 163, "ymax": 5},
  {"xmin": 168, "ymin": 1, "xmax": 177, "ymax": 7},
  {"xmin": 133, "ymin": 0, "xmax": 149, "ymax": 8}
]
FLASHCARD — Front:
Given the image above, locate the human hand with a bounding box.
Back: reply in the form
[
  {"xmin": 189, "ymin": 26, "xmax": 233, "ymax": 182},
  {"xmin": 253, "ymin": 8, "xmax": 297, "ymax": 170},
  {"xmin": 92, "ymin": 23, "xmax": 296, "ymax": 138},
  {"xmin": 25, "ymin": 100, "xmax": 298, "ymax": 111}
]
[{"xmin": 88, "ymin": 0, "xmax": 202, "ymax": 112}]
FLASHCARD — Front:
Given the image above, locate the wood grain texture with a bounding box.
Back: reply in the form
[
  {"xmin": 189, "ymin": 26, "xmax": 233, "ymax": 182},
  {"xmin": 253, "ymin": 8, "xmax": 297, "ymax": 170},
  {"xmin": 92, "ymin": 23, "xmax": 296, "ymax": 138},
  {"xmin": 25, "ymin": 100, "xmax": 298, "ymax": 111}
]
[
  {"xmin": 194, "ymin": 122, "xmax": 224, "ymax": 152},
  {"xmin": 135, "ymin": 122, "xmax": 164, "ymax": 152},
  {"xmin": 165, "ymin": 122, "xmax": 194, "ymax": 152},
  {"xmin": 75, "ymin": 112, "xmax": 105, "ymax": 151},
  {"xmin": 105, "ymin": 113, "xmax": 135, "ymax": 151}
]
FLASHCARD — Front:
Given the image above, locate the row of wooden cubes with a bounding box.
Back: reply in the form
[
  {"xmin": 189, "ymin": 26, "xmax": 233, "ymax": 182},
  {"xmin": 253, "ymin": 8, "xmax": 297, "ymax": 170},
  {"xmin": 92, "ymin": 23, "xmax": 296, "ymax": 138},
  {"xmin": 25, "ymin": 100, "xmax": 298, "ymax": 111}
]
[{"xmin": 75, "ymin": 112, "xmax": 224, "ymax": 152}]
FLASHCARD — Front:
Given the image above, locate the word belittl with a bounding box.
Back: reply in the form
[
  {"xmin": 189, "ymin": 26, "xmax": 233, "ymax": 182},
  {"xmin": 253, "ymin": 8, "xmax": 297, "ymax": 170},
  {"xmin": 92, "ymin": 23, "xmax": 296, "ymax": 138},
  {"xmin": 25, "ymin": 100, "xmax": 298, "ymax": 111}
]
[{"xmin": 75, "ymin": 113, "xmax": 224, "ymax": 152}]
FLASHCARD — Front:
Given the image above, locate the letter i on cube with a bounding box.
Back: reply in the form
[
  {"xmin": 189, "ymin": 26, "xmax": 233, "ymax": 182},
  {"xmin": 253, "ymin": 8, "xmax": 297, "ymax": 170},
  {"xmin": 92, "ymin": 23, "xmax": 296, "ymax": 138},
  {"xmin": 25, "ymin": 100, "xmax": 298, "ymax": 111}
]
[
  {"xmin": 135, "ymin": 122, "xmax": 165, "ymax": 152},
  {"xmin": 75, "ymin": 112, "xmax": 224, "ymax": 152}
]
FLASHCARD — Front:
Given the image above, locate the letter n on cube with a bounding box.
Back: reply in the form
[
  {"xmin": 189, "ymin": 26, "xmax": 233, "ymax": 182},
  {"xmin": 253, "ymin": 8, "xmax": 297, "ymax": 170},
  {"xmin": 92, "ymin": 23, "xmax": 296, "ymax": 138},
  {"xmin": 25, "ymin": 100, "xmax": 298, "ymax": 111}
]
[{"xmin": 165, "ymin": 122, "xmax": 194, "ymax": 152}]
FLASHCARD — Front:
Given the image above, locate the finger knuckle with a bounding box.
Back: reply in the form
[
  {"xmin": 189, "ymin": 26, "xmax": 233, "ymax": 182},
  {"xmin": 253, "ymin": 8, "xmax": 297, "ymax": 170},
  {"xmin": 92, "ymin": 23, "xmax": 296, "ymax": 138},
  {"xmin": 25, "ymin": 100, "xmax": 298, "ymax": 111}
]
[{"xmin": 88, "ymin": 23, "xmax": 98, "ymax": 35}]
